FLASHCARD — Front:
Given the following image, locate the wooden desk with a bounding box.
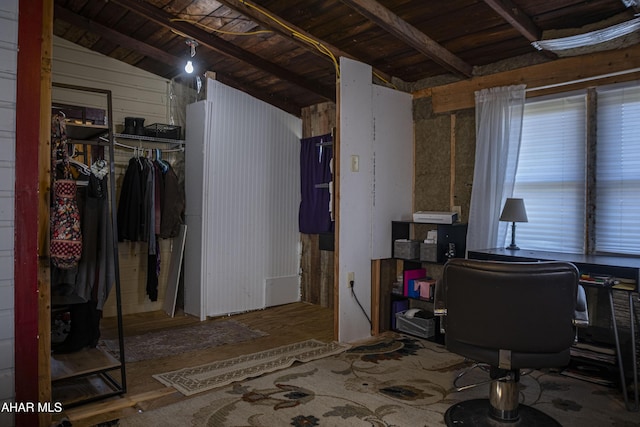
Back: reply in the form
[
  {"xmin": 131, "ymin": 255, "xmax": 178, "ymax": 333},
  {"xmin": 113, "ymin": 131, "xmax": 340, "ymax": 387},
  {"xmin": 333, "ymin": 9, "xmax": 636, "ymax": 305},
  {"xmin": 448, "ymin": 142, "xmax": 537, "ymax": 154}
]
[{"xmin": 468, "ymin": 248, "xmax": 639, "ymax": 411}]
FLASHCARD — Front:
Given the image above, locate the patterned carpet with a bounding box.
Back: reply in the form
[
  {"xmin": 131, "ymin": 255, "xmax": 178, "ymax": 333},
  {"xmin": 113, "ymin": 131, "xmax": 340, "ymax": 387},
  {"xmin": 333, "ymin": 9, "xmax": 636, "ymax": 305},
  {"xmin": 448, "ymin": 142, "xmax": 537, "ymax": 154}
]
[
  {"xmin": 101, "ymin": 319, "xmax": 268, "ymax": 362},
  {"xmin": 117, "ymin": 334, "xmax": 639, "ymax": 427}
]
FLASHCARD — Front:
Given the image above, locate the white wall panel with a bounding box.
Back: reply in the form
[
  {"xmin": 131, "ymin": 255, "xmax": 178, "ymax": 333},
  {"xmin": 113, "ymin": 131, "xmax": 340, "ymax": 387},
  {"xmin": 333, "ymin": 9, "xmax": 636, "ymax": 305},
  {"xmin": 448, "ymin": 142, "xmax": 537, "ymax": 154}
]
[
  {"xmin": 338, "ymin": 58, "xmax": 413, "ymax": 343},
  {"xmin": 0, "ymin": 0, "xmax": 16, "ymax": 411},
  {"xmin": 339, "ymin": 58, "xmax": 375, "ymax": 343},
  {"xmin": 0, "ymin": 283, "xmax": 12, "ymax": 310},
  {"xmin": 185, "ymin": 80, "xmax": 301, "ymax": 318},
  {"xmin": 0, "ymin": 309, "xmax": 13, "ymax": 340},
  {"xmin": 0, "ymin": 369, "xmax": 14, "ymax": 403},
  {"xmin": 184, "ymin": 101, "xmax": 208, "ymax": 319},
  {"xmin": 371, "ymin": 86, "xmax": 413, "ymax": 259},
  {"xmin": 0, "ymin": 252, "xmax": 13, "ymax": 281}
]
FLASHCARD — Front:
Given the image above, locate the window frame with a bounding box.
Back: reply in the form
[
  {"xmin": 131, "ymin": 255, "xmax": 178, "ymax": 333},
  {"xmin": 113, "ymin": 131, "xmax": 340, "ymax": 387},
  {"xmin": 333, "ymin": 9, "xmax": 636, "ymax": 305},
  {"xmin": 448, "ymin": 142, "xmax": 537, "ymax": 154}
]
[{"xmin": 508, "ymin": 82, "xmax": 640, "ymax": 257}]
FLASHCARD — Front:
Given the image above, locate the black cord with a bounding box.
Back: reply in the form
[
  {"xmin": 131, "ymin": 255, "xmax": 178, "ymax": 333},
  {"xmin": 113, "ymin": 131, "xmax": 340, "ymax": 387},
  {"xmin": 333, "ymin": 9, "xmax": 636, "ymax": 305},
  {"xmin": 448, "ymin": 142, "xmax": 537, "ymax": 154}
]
[{"xmin": 351, "ymin": 286, "xmax": 372, "ymax": 326}]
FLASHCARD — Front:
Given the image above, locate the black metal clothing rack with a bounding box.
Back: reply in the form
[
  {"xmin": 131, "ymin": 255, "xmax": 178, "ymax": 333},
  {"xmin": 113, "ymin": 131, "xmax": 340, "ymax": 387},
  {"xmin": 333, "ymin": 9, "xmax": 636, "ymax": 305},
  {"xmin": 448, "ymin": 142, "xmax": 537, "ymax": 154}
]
[{"xmin": 50, "ymin": 82, "xmax": 126, "ymax": 408}]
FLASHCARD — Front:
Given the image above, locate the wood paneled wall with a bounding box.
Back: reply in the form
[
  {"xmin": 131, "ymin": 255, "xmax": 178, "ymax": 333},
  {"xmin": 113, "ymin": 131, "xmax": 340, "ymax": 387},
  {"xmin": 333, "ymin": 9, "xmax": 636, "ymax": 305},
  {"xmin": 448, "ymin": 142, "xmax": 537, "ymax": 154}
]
[{"xmin": 300, "ymin": 102, "xmax": 336, "ymax": 308}]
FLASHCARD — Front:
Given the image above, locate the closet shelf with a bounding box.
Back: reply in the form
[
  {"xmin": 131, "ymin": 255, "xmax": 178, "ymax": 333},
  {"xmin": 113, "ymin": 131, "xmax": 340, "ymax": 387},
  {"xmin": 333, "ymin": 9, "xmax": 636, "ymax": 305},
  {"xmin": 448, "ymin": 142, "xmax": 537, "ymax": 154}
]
[
  {"xmin": 51, "ymin": 347, "xmax": 120, "ymax": 382},
  {"xmin": 115, "ymin": 132, "xmax": 185, "ymax": 145},
  {"xmin": 66, "ymin": 123, "xmax": 109, "ymax": 140}
]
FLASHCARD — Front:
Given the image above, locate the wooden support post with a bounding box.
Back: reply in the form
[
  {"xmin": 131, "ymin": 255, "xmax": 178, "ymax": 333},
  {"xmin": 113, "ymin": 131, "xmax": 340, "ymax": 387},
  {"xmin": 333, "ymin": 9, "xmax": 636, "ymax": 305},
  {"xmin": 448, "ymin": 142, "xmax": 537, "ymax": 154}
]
[
  {"xmin": 371, "ymin": 260, "xmax": 380, "ymax": 335},
  {"xmin": 16, "ymin": 1, "xmax": 53, "ymax": 426}
]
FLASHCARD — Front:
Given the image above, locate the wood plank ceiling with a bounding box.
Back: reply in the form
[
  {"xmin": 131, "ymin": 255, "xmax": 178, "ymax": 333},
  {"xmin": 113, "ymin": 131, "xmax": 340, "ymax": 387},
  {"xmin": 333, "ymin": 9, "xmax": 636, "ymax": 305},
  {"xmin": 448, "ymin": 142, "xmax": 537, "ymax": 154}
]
[{"xmin": 53, "ymin": 0, "xmax": 638, "ymax": 116}]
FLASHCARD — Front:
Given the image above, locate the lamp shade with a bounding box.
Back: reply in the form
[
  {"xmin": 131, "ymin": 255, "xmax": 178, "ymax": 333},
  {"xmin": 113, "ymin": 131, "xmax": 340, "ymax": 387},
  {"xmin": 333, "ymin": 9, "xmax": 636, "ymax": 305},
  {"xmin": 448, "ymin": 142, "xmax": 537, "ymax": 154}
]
[{"xmin": 499, "ymin": 198, "xmax": 528, "ymax": 223}]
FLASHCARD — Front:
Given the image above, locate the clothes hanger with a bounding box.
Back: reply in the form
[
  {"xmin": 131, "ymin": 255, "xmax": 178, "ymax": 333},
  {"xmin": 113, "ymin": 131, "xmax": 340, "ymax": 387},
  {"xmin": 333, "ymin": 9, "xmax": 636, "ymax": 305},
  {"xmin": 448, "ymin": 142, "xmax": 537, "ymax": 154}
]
[
  {"xmin": 155, "ymin": 148, "xmax": 169, "ymax": 173},
  {"xmin": 134, "ymin": 144, "xmax": 144, "ymax": 169},
  {"xmin": 55, "ymin": 158, "xmax": 91, "ymax": 176}
]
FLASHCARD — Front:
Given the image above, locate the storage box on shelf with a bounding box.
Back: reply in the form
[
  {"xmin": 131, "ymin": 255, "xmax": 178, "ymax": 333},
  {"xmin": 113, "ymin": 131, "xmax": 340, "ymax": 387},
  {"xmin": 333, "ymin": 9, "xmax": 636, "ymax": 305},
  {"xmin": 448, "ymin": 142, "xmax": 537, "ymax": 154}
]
[
  {"xmin": 395, "ymin": 309, "xmax": 436, "ymax": 339},
  {"xmin": 420, "ymin": 242, "xmax": 437, "ymax": 262},
  {"xmin": 52, "ymin": 103, "xmax": 106, "ymax": 126},
  {"xmin": 391, "ymin": 221, "xmax": 467, "ymax": 264},
  {"xmin": 373, "ymin": 221, "xmax": 467, "ymax": 337},
  {"xmin": 394, "ymin": 239, "xmax": 420, "ymax": 260},
  {"xmin": 144, "ymin": 123, "xmax": 182, "ymax": 140}
]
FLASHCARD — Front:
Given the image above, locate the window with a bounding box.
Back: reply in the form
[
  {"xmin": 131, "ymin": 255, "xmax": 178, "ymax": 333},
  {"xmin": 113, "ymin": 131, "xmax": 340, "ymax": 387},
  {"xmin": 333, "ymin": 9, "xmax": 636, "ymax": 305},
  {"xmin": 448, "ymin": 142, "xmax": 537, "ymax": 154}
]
[
  {"xmin": 511, "ymin": 95, "xmax": 586, "ymax": 253},
  {"xmin": 596, "ymin": 86, "xmax": 640, "ymax": 255},
  {"xmin": 507, "ymin": 83, "xmax": 640, "ymax": 256}
]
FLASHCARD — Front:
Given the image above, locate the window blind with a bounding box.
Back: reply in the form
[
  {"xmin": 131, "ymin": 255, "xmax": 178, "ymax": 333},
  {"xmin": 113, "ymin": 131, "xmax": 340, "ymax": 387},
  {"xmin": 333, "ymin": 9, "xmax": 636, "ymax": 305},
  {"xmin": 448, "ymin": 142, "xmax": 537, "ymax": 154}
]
[
  {"xmin": 510, "ymin": 95, "xmax": 586, "ymax": 253},
  {"xmin": 596, "ymin": 85, "xmax": 640, "ymax": 255}
]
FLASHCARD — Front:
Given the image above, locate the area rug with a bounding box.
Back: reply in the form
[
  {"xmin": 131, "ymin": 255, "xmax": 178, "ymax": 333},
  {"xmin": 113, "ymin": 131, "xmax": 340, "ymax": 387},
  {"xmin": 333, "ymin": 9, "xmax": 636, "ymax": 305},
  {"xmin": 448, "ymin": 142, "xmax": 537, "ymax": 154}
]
[
  {"xmin": 153, "ymin": 339, "xmax": 351, "ymax": 396},
  {"xmin": 118, "ymin": 334, "xmax": 638, "ymax": 427},
  {"xmin": 101, "ymin": 319, "xmax": 268, "ymax": 363}
]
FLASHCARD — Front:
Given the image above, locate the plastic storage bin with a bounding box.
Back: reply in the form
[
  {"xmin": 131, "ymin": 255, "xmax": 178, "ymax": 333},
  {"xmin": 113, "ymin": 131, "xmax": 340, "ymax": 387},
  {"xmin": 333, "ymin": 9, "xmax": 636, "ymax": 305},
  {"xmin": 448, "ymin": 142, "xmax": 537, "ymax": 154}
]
[{"xmin": 395, "ymin": 310, "xmax": 436, "ymax": 338}]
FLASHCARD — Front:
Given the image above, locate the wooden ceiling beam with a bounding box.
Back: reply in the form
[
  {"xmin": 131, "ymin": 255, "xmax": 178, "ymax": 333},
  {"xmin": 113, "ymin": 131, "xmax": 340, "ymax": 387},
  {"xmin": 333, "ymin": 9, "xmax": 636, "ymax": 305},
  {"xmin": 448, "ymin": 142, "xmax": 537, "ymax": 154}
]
[
  {"xmin": 107, "ymin": 0, "xmax": 336, "ymax": 102},
  {"xmin": 54, "ymin": 5, "xmax": 178, "ymax": 66},
  {"xmin": 340, "ymin": 0, "xmax": 473, "ymax": 78},
  {"xmin": 482, "ymin": 0, "xmax": 541, "ymax": 41},
  {"xmin": 482, "ymin": 0, "xmax": 556, "ymax": 59},
  {"xmin": 419, "ymin": 43, "xmax": 640, "ymax": 113},
  {"xmin": 54, "ymin": 5, "xmax": 305, "ymax": 116},
  {"xmin": 217, "ymin": 0, "xmax": 393, "ymax": 83}
]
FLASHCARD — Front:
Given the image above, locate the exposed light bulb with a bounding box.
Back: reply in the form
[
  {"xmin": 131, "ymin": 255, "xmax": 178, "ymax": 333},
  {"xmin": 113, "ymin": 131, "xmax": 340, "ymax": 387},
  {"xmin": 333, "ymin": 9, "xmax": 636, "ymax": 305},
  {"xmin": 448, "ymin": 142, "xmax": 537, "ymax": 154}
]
[{"xmin": 185, "ymin": 60, "xmax": 194, "ymax": 74}]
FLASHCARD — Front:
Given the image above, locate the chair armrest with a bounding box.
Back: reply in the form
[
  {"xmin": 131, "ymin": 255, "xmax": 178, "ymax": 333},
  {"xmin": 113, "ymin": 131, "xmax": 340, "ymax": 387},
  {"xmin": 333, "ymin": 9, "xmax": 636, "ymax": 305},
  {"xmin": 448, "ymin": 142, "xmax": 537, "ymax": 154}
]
[{"xmin": 573, "ymin": 284, "xmax": 589, "ymax": 327}]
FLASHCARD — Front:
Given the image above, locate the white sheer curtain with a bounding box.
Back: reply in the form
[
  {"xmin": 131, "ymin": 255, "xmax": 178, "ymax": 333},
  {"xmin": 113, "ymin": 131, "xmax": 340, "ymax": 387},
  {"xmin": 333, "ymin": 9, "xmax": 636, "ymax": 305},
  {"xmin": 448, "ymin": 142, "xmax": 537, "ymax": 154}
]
[{"xmin": 466, "ymin": 85, "xmax": 526, "ymax": 251}]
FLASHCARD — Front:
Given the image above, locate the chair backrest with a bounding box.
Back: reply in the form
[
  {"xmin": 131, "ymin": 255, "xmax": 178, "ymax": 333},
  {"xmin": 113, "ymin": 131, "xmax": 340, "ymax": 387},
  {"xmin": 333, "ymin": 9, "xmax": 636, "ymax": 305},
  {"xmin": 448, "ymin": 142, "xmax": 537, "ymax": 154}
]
[{"xmin": 441, "ymin": 258, "xmax": 579, "ymax": 369}]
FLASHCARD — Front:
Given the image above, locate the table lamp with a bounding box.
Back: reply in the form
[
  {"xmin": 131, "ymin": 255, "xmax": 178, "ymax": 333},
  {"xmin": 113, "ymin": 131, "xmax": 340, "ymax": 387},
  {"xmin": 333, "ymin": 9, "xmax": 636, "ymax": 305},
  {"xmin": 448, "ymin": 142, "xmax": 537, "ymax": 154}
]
[{"xmin": 499, "ymin": 198, "xmax": 528, "ymax": 250}]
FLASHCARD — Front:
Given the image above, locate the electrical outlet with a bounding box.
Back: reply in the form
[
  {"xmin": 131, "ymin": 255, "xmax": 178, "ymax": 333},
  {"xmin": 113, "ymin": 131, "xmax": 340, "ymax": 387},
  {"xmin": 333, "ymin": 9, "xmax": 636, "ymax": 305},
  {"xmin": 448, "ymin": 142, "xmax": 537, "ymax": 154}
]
[{"xmin": 347, "ymin": 272, "xmax": 355, "ymax": 288}]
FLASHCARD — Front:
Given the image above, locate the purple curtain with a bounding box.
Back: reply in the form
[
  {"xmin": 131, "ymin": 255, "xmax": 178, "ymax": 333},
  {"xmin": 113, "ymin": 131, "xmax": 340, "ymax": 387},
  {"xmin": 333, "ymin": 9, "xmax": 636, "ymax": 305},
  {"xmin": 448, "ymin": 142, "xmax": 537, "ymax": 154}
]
[{"xmin": 299, "ymin": 134, "xmax": 333, "ymax": 233}]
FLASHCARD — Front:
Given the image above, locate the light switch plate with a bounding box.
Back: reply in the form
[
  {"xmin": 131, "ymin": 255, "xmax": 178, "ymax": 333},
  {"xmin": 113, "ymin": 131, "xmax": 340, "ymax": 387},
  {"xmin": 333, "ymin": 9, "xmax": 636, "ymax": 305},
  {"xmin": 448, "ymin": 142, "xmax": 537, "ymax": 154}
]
[{"xmin": 350, "ymin": 155, "xmax": 359, "ymax": 172}]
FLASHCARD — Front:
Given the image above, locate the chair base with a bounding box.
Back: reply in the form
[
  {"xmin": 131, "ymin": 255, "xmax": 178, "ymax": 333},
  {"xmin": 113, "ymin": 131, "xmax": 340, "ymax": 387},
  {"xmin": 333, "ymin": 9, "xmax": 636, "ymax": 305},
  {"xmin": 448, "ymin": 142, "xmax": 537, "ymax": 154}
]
[{"xmin": 444, "ymin": 399, "xmax": 561, "ymax": 426}]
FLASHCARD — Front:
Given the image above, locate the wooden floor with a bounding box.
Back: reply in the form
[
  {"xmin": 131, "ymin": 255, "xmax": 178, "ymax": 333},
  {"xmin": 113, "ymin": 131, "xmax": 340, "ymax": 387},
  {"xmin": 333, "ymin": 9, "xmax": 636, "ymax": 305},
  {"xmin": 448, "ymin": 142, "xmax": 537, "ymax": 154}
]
[{"xmin": 57, "ymin": 302, "xmax": 334, "ymax": 427}]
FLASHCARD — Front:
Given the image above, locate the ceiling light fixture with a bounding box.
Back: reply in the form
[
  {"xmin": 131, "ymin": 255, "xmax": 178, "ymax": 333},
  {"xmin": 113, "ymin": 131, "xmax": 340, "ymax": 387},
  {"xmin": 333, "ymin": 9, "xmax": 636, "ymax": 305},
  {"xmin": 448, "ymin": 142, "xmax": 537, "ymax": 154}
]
[
  {"xmin": 532, "ymin": 17, "xmax": 640, "ymax": 52},
  {"xmin": 185, "ymin": 39, "xmax": 199, "ymax": 74}
]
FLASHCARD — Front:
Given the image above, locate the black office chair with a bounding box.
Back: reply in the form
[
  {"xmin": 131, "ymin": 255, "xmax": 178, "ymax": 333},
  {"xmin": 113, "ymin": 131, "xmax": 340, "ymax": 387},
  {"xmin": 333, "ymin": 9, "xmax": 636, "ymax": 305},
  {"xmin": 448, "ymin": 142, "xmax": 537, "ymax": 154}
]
[{"xmin": 436, "ymin": 258, "xmax": 588, "ymax": 426}]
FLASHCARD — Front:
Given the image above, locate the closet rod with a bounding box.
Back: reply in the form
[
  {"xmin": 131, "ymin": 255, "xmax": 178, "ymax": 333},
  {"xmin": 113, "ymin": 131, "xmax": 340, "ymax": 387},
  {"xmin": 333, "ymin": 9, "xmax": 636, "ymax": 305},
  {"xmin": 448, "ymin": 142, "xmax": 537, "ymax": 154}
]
[
  {"xmin": 115, "ymin": 141, "xmax": 184, "ymax": 153},
  {"xmin": 101, "ymin": 137, "xmax": 185, "ymax": 153}
]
